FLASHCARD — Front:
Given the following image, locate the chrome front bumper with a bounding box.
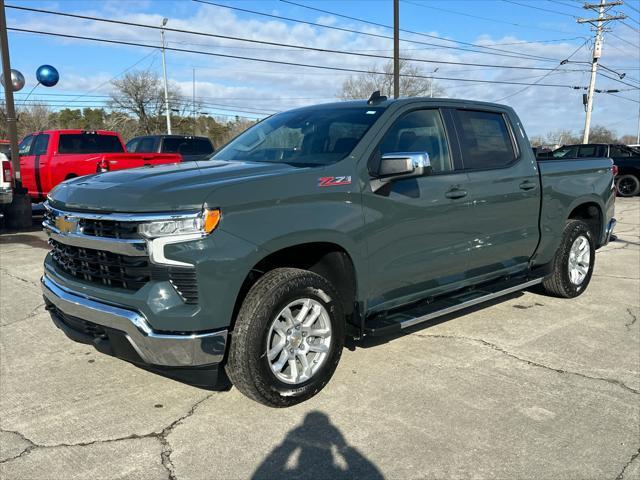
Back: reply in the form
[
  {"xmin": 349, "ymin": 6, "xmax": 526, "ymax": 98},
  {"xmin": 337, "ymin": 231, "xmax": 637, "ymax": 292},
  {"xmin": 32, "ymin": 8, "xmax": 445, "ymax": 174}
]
[{"xmin": 42, "ymin": 275, "xmax": 227, "ymax": 367}]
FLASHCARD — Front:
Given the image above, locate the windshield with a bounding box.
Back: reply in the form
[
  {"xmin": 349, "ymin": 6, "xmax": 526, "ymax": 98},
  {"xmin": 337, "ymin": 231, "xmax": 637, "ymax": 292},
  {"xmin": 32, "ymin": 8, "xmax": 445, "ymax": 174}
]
[{"xmin": 213, "ymin": 107, "xmax": 384, "ymax": 166}]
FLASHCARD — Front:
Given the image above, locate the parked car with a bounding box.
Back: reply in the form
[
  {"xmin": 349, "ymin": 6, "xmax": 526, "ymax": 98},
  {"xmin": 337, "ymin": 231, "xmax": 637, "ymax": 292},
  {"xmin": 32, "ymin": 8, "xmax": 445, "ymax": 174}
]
[
  {"xmin": 18, "ymin": 130, "xmax": 182, "ymax": 201},
  {"xmin": 125, "ymin": 135, "xmax": 214, "ymax": 162},
  {"xmin": 540, "ymin": 143, "xmax": 640, "ymax": 197},
  {"xmin": 0, "ymin": 139, "xmax": 10, "ymax": 157},
  {"xmin": 0, "ymin": 152, "xmax": 13, "ymax": 218},
  {"xmin": 41, "ymin": 97, "xmax": 616, "ymax": 407}
]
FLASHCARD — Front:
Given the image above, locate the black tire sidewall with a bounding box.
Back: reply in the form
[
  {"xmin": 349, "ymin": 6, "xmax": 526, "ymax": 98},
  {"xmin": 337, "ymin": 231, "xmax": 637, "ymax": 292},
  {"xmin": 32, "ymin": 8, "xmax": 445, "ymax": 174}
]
[
  {"xmin": 236, "ymin": 270, "xmax": 345, "ymax": 406},
  {"xmin": 556, "ymin": 221, "xmax": 596, "ymax": 297},
  {"xmin": 616, "ymin": 174, "xmax": 640, "ymax": 197}
]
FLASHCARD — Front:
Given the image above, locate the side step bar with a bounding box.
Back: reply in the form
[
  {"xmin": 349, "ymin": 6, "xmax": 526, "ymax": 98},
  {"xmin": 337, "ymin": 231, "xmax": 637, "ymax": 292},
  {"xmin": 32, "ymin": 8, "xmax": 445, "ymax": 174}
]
[{"xmin": 364, "ymin": 276, "xmax": 544, "ymax": 337}]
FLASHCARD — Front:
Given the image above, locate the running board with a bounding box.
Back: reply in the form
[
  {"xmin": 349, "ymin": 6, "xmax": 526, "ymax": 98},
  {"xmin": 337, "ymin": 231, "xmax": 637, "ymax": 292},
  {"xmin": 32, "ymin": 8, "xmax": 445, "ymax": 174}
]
[{"xmin": 364, "ymin": 276, "xmax": 544, "ymax": 337}]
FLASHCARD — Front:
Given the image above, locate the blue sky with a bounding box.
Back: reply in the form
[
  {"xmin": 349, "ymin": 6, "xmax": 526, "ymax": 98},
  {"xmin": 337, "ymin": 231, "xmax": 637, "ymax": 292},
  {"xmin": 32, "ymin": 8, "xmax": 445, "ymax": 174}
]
[{"xmin": 4, "ymin": 0, "xmax": 640, "ymax": 137}]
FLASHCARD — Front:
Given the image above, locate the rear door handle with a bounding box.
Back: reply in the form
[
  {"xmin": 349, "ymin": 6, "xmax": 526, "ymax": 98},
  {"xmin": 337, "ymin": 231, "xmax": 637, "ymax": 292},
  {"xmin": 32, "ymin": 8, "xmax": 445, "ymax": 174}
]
[
  {"xmin": 445, "ymin": 188, "xmax": 468, "ymax": 199},
  {"xmin": 519, "ymin": 181, "xmax": 537, "ymax": 191}
]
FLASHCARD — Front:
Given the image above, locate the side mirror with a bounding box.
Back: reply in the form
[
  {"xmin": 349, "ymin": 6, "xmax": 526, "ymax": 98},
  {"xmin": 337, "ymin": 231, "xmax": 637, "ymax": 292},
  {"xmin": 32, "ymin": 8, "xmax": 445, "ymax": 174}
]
[{"xmin": 377, "ymin": 152, "xmax": 432, "ymax": 180}]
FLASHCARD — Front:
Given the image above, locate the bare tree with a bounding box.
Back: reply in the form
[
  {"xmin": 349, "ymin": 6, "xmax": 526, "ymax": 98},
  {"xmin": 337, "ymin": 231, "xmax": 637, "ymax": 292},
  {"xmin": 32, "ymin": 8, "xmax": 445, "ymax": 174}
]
[
  {"xmin": 545, "ymin": 129, "xmax": 581, "ymax": 146},
  {"xmin": 583, "ymin": 125, "xmax": 617, "ymax": 144},
  {"xmin": 340, "ymin": 59, "xmax": 445, "ymax": 100},
  {"xmin": 109, "ymin": 69, "xmax": 188, "ymax": 135}
]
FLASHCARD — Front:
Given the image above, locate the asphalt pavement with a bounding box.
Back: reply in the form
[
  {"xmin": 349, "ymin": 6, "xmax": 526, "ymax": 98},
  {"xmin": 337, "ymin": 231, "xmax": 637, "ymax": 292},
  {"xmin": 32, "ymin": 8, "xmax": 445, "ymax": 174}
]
[{"xmin": 0, "ymin": 198, "xmax": 638, "ymax": 480}]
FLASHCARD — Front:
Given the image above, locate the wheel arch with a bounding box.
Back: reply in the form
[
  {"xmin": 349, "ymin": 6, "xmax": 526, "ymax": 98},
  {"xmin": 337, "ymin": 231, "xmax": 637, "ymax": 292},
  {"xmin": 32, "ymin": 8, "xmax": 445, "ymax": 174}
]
[
  {"xmin": 230, "ymin": 241, "xmax": 359, "ymax": 332},
  {"xmin": 567, "ymin": 199, "xmax": 603, "ymax": 245}
]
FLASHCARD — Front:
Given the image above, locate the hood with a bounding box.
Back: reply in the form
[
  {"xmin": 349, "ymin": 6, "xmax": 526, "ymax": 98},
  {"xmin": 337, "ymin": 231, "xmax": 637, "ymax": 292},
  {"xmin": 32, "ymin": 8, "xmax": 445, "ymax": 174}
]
[{"xmin": 48, "ymin": 159, "xmax": 298, "ymax": 212}]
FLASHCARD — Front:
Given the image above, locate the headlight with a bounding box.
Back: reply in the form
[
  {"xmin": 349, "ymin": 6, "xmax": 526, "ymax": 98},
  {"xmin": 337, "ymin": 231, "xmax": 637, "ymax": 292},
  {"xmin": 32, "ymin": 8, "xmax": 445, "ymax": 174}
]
[{"xmin": 138, "ymin": 208, "xmax": 221, "ymax": 239}]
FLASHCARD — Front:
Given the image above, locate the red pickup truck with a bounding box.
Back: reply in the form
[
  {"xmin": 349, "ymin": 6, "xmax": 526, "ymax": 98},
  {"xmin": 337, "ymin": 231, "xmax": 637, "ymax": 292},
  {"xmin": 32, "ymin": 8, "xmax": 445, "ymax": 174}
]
[{"xmin": 18, "ymin": 130, "xmax": 181, "ymax": 201}]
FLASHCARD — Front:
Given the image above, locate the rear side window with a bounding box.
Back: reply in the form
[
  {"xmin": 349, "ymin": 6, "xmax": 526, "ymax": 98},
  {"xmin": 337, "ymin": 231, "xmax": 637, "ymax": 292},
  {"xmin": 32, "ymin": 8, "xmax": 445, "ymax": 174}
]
[
  {"xmin": 163, "ymin": 138, "xmax": 214, "ymax": 155},
  {"xmin": 125, "ymin": 138, "xmax": 139, "ymax": 152},
  {"xmin": 610, "ymin": 146, "xmax": 632, "ymax": 158},
  {"xmin": 19, "ymin": 135, "xmax": 34, "ymax": 155},
  {"xmin": 58, "ymin": 134, "xmax": 124, "ymax": 154},
  {"xmin": 135, "ymin": 137, "xmax": 156, "ymax": 153},
  {"xmin": 456, "ymin": 110, "xmax": 516, "ymax": 169},
  {"xmin": 577, "ymin": 145, "xmax": 598, "ymax": 158},
  {"xmin": 32, "ymin": 134, "xmax": 50, "ymax": 156}
]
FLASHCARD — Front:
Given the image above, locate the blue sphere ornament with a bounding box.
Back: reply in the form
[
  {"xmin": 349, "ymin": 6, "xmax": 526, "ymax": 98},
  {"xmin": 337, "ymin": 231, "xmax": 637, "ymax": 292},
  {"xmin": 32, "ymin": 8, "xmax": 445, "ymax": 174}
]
[
  {"xmin": 0, "ymin": 69, "xmax": 25, "ymax": 91},
  {"xmin": 36, "ymin": 65, "xmax": 59, "ymax": 87}
]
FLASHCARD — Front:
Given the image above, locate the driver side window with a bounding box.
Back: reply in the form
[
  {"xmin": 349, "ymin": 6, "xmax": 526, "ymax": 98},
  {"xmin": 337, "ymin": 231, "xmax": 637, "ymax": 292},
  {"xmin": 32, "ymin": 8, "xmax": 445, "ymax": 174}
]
[{"xmin": 378, "ymin": 109, "xmax": 453, "ymax": 173}]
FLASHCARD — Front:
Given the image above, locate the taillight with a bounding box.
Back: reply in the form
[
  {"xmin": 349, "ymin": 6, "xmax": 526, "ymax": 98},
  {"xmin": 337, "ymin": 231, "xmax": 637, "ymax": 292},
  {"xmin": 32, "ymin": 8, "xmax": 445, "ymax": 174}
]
[
  {"xmin": 1, "ymin": 160, "xmax": 11, "ymax": 183},
  {"xmin": 612, "ymin": 165, "xmax": 619, "ymax": 176},
  {"xmin": 96, "ymin": 158, "xmax": 110, "ymax": 173}
]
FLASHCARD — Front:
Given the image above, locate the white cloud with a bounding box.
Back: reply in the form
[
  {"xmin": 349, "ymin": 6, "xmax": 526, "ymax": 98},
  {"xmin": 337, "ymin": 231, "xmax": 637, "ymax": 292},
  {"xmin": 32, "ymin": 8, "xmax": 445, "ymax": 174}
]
[{"xmin": 9, "ymin": 1, "xmax": 640, "ymax": 136}]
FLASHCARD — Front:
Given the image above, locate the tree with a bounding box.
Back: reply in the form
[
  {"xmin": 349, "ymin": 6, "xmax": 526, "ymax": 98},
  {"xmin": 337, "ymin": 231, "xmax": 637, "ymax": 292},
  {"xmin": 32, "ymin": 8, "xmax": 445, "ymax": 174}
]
[
  {"xmin": 545, "ymin": 129, "xmax": 581, "ymax": 147},
  {"xmin": 584, "ymin": 125, "xmax": 617, "ymax": 144},
  {"xmin": 339, "ymin": 59, "xmax": 445, "ymax": 100},
  {"xmin": 619, "ymin": 134, "xmax": 638, "ymax": 145},
  {"xmin": 528, "ymin": 135, "xmax": 546, "ymax": 147},
  {"xmin": 109, "ymin": 69, "xmax": 187, "ymax": 135}
]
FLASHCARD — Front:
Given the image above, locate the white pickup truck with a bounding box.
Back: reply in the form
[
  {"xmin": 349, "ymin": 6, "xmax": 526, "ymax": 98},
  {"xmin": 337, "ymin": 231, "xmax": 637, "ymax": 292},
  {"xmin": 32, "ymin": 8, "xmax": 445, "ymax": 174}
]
[{"xmin": 0, "ymin": 152, "xmax": 13, "ymax": 219}]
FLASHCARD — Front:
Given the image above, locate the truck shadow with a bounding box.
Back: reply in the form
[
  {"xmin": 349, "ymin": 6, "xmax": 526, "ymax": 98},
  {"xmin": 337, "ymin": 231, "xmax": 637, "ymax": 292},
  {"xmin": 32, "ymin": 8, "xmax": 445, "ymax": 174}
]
[
  {"xmin": 252, "ymin": 411, "xmax": 384, "ymax": 480},
  {"xmin": 351, "ymin": 291, "xmax": 526, "ymax": 350}
]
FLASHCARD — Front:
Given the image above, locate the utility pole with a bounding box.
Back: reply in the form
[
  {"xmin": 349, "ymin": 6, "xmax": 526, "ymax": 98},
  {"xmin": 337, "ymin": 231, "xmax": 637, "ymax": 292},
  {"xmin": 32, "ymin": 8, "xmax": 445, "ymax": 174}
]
[
  {"xmin": 0, "ymin": 0, "xmax": 19, "ymax": 185},
  {"xmin": 577, "ymin": 0, "xmax": 625, "ymax": 143},
  {"xmin": 0, "ymin": 0, "xmax": 31, "ymax": 228},
  {"xmin": 393, "ymin": 0, "xmax": 399, "ymax": 99},
  {"xmin": 160, "ymin": 17, "xmax": 172, "ymax": 135}
]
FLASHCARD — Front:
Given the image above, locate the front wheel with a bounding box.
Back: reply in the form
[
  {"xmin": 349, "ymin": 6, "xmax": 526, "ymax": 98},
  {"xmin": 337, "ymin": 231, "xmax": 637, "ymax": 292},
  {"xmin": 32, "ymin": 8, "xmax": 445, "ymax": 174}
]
[
  {"xmin": 542, "ymin": 219, "xmax": 595, "ymax": 298},
  {"xmin": 616, "ymin": 174, "xmax": 640, "ymax": 197},
  {"xmin": 226, "ymin": 268, "xmax": 344, "ymax": 407}
]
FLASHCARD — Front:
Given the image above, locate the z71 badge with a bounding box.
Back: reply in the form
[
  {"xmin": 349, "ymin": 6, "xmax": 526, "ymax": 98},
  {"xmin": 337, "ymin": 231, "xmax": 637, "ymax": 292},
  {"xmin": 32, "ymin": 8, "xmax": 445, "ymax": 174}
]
[{"xmin": 318, "ymin": 176, "xmax": 352, "ymax": 187}]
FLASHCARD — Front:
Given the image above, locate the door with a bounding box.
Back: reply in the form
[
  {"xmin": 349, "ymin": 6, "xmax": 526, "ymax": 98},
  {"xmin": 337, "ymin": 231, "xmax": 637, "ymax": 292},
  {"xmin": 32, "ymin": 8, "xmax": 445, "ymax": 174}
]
[
  {"xmin": 18, "ymin": 134, "xmax": 41, "ymax": 198},
  {"xmin": 362, "ymin": 108, "xmax": 473, "ymax": 311},
  {"xmin": 453, "ymin": 109, "xmax": 541, "ymax": 279}
]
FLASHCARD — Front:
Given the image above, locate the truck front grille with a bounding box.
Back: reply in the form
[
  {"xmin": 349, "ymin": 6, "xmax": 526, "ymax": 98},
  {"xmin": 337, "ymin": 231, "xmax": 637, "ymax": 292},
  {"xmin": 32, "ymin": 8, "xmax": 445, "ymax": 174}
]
[
  {"xmin": 50, "ymin": 239, "xmax": 151, "ymax": 291},
  {"xmin": 79, "ymin": 218, "xmax": 141, "ymax": 239}
]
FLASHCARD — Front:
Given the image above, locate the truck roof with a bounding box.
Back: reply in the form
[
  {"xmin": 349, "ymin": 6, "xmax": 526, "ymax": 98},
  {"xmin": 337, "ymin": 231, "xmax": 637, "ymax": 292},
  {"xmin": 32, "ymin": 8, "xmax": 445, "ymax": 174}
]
[
  {"xmin": 284, "ymin": 97, "xmax": 513, "ymax": 112},
  {"xmin": 31, "ymin": 129, "xmax": 120, "ymax": 136}
]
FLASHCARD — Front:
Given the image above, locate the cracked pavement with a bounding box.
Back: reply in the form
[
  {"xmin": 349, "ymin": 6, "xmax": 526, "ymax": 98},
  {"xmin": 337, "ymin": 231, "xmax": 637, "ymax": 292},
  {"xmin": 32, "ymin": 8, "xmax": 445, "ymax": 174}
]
[{"xmin": 1, "ymin": 198, "xmax": 639, "ymax": 480}]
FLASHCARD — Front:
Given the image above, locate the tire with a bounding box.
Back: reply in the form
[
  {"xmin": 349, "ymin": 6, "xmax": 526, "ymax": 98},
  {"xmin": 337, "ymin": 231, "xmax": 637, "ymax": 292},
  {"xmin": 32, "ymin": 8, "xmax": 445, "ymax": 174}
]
[
  {"xmin": 615, "ymin": 174, "xmax": 640, "ymax": 197},
  {"xmin": 226, "ymin": 267, "xmax": 345, "ymax": 407},
  {"xmin": 542, "ymin": 219, "xmax": 596, "ymax": 298}
]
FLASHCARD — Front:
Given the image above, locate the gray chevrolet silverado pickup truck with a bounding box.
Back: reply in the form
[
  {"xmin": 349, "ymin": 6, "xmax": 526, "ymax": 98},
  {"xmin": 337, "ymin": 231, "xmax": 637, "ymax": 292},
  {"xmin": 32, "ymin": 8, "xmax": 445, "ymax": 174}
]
[{"xmin": 41, "ymin": 96, "xmax": 616, "ymax": 407}]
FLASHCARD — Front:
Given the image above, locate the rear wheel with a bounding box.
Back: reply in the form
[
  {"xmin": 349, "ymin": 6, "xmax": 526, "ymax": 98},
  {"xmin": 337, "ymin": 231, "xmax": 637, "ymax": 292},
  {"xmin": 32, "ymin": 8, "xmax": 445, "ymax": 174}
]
[
  {"xmin": 615, "ymin": 174, "xmax": 640, "ymax": 197},
  {"xmin": 542, "ymin": 219, "xmax": 595, "ymax": 298},
  {"xmin": 226, "ymin": 268, "xmax": 344, "ymax": 407}
]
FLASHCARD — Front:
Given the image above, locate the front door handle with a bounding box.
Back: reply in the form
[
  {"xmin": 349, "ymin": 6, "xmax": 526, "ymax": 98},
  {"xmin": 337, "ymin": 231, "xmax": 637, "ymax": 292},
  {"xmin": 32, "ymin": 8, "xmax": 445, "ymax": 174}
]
[
  {"xmin": 445, "ymin": 188, "xmax": 468, "ymax": 199},
  {"xmin": 519, "ymin": 181, "xmax": 537, "ymax": 191}
]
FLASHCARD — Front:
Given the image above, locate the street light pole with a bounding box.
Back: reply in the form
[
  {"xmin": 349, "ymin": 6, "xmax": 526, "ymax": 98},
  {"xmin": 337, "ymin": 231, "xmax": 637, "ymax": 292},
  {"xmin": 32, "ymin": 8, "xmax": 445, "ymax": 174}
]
[
  {"xmin": 393, "ymin": 0, "xmax": 399, "ymax": 99},
  {"xmin": 160, "ymin": 17, "xmax": 172, "ymax": 135}
]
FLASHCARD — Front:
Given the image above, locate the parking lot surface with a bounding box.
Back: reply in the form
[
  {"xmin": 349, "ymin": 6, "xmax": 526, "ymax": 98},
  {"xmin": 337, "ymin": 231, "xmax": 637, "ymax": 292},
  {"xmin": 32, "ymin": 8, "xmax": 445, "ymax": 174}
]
[{"xmin": 0, "ymin": 198, "xmax": 638, "ymax": 480}]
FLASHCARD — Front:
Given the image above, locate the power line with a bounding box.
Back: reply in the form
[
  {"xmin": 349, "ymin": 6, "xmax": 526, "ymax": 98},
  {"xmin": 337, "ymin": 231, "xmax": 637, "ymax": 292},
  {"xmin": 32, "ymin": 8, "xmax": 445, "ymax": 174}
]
[
  {"xmin": 5, "ymin": 4, "xmax": 571, "ymax": 73},
  {"xmin": 193, "ymin": 0, "xmax": 561, "ymax": 63},
  {"xmin": 279, "ymin": 0, "xmax": 562, "ymax": 61},
  {"xmin": 493, "ymin": 40, "xmax": 588, "ymax": 102},
  {"xmin": 10, "ymin": 26, "xmax": 598, "ymax": 91},
  {"xmin": 608, "ymin": 31, "xmax": 639, "ymax": 48},
  {"xmin": 501, "ymin": 0, "xmax": 577, "ymax": 18},
  {"xmin": 607, "ymin": 92, "xmax": 640, "ymax": 104},
  {"xmin": 402, "ymin": 0, "xmax": 582, "ymax": 34}
]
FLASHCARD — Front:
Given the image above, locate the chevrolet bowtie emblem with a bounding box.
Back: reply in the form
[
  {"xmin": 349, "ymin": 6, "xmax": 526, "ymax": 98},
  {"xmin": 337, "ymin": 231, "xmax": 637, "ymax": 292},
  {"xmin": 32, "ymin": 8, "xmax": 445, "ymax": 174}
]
[{"xmin": 55, "ymin": 215, "xmax": 78, "ymax": 234}]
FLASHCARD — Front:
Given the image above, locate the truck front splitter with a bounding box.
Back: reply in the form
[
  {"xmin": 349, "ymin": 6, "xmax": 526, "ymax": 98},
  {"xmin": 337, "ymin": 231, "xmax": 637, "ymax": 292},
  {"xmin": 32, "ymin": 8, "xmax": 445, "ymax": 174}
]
[{"xmin": 41, "ymin": 274, "xmax": 231, "ymax": 390}]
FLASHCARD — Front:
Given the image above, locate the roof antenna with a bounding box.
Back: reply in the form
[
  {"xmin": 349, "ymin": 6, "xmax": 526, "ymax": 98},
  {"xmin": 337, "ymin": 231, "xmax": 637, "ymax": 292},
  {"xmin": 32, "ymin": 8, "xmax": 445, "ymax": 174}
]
[{"xmin": 367, "ymin": 90, "xmax": 387, "ymax": 105}]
